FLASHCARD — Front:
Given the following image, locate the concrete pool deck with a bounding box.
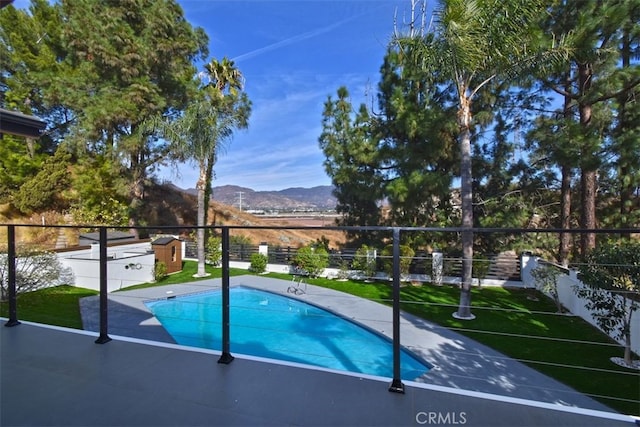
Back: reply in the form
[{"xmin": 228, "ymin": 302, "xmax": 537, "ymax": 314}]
[
  {"xmin": 78, "ymin": 275, "xmax": 625, "ymax": 410},
  {"xmin": 2, "ymin": 275, "xmax": 637, "ymax": 426}
]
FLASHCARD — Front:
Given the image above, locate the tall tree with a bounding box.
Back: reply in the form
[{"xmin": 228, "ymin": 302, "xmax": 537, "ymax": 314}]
[
  {"xmin": 200, "ymin": 57, "xmax": 249, "ymax": 229},
  {"xmin": 376, "ymin": 36, "xmax": 458, "ymax": 231},
  {"xmin": 0, "ymin": 0, "xmax": 68, "ymax": 202},
  {"xmin": 0, "ymin": 0, "xmax": 66, "ymax": 122},
  {"xmin": 540, "ymin": 0, "xmax": 640, "ymax": 255},
  {"xmin": 320, "ymin": 39, "xmax": 459, "ymax": 248},
  {"xmin": 474, "ymin": 111, "xmax": 541, "ymax": 254},
  {"xmin": 319, "ymin": 87, "xmax": 383, "ymax": 245},
  {"xmin": 394, "ymin": 0, "xmax": 555, "ymax": 319},
  {"xmin": 56, "ymin": 0, "xmax": 207, "ymax": 234},
  {"xmin": 156, "ymin": 61, "xmax": 251, "ymax": 278},
  {"xmin": 609, "ymin": 1, "xmax": 640, "ymax": 236},
  {"xmin": 1, "ymin": 0, "xmax": 209, "ymax": 230},
  {"xmin": 529, "ymin": 2, "xmax": 594, "ymax": 265}
]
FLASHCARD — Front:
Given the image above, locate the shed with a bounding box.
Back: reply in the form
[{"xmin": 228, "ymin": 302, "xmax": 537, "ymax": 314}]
[{"xmin": 152, "ymin": 237, "xmax": 183, "ymax": 274}]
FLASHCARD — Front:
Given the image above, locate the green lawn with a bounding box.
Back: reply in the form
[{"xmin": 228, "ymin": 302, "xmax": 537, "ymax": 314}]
[
  {"xmin": 118, "ymin": 261, "xmax": 247, "ymax": 291},
  {"xmin": 2, "ymin": 263, "xmax": 638, "ymax": 415},
  {"xmin": 268, "ymin": 272, "xmax": 640, "ymax": 416},
  {"xmin": 0, "ymin": 285, "xmax": 98, "ymax": 329}
]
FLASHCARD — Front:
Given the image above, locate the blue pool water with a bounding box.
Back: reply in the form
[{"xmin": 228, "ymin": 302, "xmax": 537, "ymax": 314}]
[{"xmin": 145, "ymin": 286, "xmax": 430, "ymax": 380}]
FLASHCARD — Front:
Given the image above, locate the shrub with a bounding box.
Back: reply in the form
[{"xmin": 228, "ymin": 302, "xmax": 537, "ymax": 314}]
[
  {"xmin": 68, "ymin": 196, "xmax": 129, "ymax": 226},
  {"xmin": 336, "ymin": 258, "xmax": 350, "ymax": 280},
  {"xmin": 351, "ymin": 245, "xmax": 377, "ymax": 280},
  {"xmin": 249, "ymin": 253, "xmax": 268, "ymax": 274},
  {"xmin": 12, "ymin": 150, "xmax": 71, "ymax": 214},
  {"xmin": 231, "ymin": 235, "xmax": 252, "ymax": 246},
  {"xmin": 576, "ymin": 240, "xmax": 640, "ymax": 365},
  {"xmin": 206, "ymin": 236, "xmax": 222, "ymax": 266},
  {"xmin": 153, "ymin": 261, "xmax": 167, "ymax": 282},
  {"xmin": 531, "ymin": 262, "xmax": 564, "ymax": 312},
  {"xmin": 380, "ymin": 244, "xmax": 415, "ymax": 279},
  {"xmin": 292, "ymin": 245, "xmax": 329, "ymax": 277},
  {"xmin": 473, "ymin": 256, "xmax": 491, "ymax": 287},
  {"xmin": 0, "ymin": 248, "xmax": 65, "ymax": 300}
]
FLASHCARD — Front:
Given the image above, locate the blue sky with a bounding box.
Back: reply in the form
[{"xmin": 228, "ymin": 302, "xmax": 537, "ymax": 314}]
[
  {"xmin": 12, "ymin": 0, "xmax": 412, "ymax": 191},
  {"xmin": 169, "ymin": 0, "xmax": 411, "ymax": 191}
]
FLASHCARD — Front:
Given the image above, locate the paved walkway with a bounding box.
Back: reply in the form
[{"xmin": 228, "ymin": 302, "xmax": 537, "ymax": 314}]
[{"xmin": 77, "ymin": 275, "xmax": 625, "ymax": 412}]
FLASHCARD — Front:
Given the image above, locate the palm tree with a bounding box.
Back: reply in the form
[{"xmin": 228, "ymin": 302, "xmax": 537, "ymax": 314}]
[
  {"xmin": 204, "ymin": 57, "xmax": 244, "ymax": 98},
  {"xmin": 200, "ymin": 58, "xmax": 250, "ymax": 230},
  {"xmin": 395, "ymin": 0, "xmax": 559, "ymax": 319},
  {"xmin": 158, "ymin": 58, "xmax": 250, "ymax": 277}
]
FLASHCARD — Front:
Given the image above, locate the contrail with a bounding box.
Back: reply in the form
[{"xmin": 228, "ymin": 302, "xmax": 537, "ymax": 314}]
[{"xmin": 232, "ymin": 4, "xmax": 387, "ymax": 63}]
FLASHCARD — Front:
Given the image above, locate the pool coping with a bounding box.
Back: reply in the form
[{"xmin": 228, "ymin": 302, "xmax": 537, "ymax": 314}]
[
  {"xmin": 79, "ymin": 274, "xmax": 617, "ymax": 413},
  {"xmin": 143, "ymin": 283, "xmax": 434, "ymax": 380}
]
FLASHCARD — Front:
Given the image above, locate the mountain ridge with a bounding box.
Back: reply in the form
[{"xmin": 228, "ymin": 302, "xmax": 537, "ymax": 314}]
[{"xmin": 176, "ymin": 184, "xmax": 337, "ymax": 210}]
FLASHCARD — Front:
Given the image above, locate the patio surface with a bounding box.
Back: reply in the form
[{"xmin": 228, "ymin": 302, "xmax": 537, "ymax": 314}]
[{"xmin": 2, "ymin": 275, "xmax": 638, "ymax": 426}]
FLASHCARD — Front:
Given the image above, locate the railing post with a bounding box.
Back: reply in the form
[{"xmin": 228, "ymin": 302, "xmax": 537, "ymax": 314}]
[
  {"xmin": 95, "ymin": 227, "xmax": 111, "ymax": 344},
  {"xmin": 4, "ymin": 225, "xmax": 20, "ymax": 327},
  {"xmin": 388, "ymin": 227, "xmax": 405, "ymax": 393},
  {"xmin": 218, "ymin": 226, "xmax": 234, "ymax": 364}
]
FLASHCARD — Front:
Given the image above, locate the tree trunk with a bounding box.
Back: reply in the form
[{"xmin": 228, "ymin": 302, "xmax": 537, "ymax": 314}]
[
  {"xmin": 559, "ymin": 164, "xmax": 572, "ymax": 266},
  {"xmin": 580, "ymin": 170, "xmax": 597, "ymax": 254},
  {"xmin": 578, "ymin": 62, "xmax": 596, "ymax": 255},
  {"xmin": 455, "ymin": 94, "xmax": 475, "ymax": 320},
  {"xmin": 128, "ymin": 150, "xmax": 145, "ymax": 239},
  {"xmin": 618, "ymin": 29, "xmax": 633, "ymax": 239},
  {"xmin": 558, "ymin": 81, "xmax": 572, "ymax": 266},
  {"xmin": 624, "ymin": 331, "xmax": 632, "ymax": 366},
  {"xmin": 194, "ymin": 167, "xmax": 209, "ymax": 278},
  {"xmin": 619, "ymin": 160, "xmax": 633, "ymax": 239},
  {"xmin": 203, "ymin": 151, "xmax": 215, "ymax": 239}
]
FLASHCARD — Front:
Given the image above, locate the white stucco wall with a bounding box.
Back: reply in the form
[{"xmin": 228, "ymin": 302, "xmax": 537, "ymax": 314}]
[
  {"xmin": 57, "ymin": 242, "xmax": 155, "ymax": 292},
  {"xmin": 521, "ymin": 254, "xmax": 639, "ymax": 356}
]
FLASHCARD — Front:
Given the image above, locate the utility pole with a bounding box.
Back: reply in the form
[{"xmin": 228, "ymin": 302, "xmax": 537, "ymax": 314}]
[{"xmin": 235, "ymin": 191, "xmax": 244, "ymax": 211}]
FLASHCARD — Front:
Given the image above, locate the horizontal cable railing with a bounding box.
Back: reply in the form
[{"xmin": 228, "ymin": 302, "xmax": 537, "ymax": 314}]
[
  {"xmin": 94, "ymin": 283, "xmax": 639, "ymax": 407},
  {"xmin": 1, "ymin": 223, "xmax": 639, "ymax": 416}
]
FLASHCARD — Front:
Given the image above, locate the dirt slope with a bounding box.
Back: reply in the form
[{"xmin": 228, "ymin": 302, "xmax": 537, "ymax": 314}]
[{"xmin": 1, "ymin": 184, "xmax": 346, "ymax": 249}]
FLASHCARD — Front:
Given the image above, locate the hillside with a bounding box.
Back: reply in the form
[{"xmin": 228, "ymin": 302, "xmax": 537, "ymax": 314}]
[
  {"xmin": 157, "ymin": 184, "xmax": 345, "ymax": 248},
  {"xmin": 180, "ymin": 184, "xmax": 337, "ymax": 211},
  {"xmin": 204, "ymin": 200, "xmax": 346, "ymax": 248},
  {"xmin": 1, "ymin": 183, "xmax": 346, "ymax": 249}
]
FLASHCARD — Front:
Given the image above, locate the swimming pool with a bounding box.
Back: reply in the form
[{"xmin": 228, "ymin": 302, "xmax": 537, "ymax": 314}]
[{"xmin": 145, "ymin": 286, "xmax": 430, "ymax": 380}]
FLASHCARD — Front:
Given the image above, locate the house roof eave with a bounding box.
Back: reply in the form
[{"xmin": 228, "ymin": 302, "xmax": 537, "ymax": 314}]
[{"xmin": 0, "ymin": 108, "xmax": 47, "ymax": 138}]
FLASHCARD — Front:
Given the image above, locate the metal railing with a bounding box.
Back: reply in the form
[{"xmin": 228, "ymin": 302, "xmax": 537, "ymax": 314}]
[{"xmin": 2, "ymin": 223, "xmax": 639, "ymax": 403}]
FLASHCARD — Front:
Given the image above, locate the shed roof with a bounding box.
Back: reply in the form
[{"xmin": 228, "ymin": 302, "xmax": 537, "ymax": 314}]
[{"xmin": 152, "ymin": 236, "xmax": 178, "ymax": 246}]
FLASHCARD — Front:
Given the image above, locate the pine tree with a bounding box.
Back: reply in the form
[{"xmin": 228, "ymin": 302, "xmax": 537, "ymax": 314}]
[{"xmin": 319, "ymin": 87, "xmax": 383, "ymax": 244}]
